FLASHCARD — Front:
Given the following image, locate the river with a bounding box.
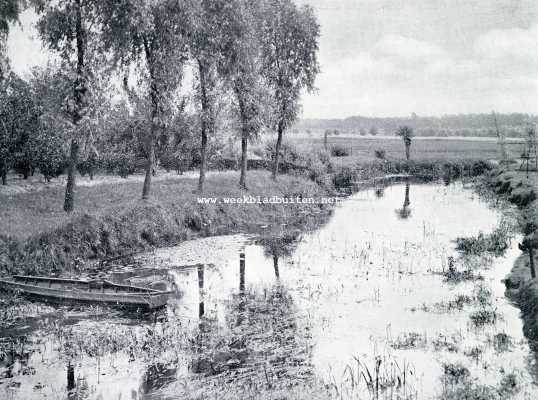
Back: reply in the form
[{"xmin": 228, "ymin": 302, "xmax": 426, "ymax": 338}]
[{"xmin": 1, "ymin": 180, "xmax": 536, "ymax": 399}]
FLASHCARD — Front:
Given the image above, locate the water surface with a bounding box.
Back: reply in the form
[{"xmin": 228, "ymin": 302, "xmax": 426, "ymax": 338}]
[{"xmin": 1, "ymin": 181, "xmax": 536, "ymax": 399}]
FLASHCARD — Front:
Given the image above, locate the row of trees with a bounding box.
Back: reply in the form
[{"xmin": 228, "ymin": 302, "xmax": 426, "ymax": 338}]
[{"xmin": 1, "ymin": 0, "xmax": 320, "ymax": 212}]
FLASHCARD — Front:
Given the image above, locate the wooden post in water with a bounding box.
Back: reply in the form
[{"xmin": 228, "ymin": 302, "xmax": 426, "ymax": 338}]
[
  {"xmin": 239, "ymin": 252, "xmax": 245, "ymax": 292},
  {"xmin": 197, "ymin": 264, "xmax": 205, "ymax": 318}
]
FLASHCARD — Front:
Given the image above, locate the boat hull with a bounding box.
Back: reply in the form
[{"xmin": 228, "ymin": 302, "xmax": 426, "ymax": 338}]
[{"xmin": 0, "ymin": 277, "xmax": 171, "ymax": 310}]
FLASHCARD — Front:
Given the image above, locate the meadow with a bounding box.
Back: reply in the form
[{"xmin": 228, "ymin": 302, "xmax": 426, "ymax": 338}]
[{"xmin": 288, "ymin": 135, "xmax": 518, "ymax": 165}]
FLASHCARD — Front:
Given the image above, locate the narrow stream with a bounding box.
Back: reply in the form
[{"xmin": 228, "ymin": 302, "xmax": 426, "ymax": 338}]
[{"xmin": 1, "ymin": 181, "xmax": 537, "ymax": 399}]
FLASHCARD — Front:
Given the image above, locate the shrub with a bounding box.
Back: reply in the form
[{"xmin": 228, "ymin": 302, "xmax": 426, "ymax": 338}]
[
  {"xmin": 374, "ymin": 149, "xmax": 386, "ymax": 159},
  {"xmin": 103, "ymin": 152, "xmax": 138, "ymax": 178},
  {"xmin": 77, "ymin": 151, "xmax": 100, "ymax": 179},
  {"xmin": 330, "ymin": 145, "xmax": 349, "ymax": 157},
  {"xmin": 332, "ymin": 167, "xmax": 355, "ymax": 187}
]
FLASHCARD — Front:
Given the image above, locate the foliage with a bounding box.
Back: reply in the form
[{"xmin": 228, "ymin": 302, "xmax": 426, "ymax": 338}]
[
  {"xmin": 330, "ymin": 144, "xmax": 349, "ymax": 157},
  {"xmin": 0, "ymin": 72, "xmax": 40, "ymax": 183},
  {"xmin": 259, "ymin": 0, "xmax": 320, "ymax": 176},
  {"xmin": 33, "ymin": 114, "xmax": 68, "ymax": 181},
  {"xmin": 374, "ymin": 149, "xmax": 386, "ymax": 159},
  {"xmin": 98, "ymin": 0, "xmax": 189, "ymax": 197},
  {"xmin": 396, "ymin": 125, "xmax": 414, "ymax": 145}
]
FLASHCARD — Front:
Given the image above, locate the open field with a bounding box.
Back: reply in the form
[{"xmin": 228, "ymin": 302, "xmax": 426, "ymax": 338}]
[{"xmin": 288, "ymin": 136, "xmax": 523, "ymax": 165}]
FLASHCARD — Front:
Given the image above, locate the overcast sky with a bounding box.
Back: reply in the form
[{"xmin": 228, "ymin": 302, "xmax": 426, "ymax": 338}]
[{"xmin": 7, "ymin": 0, "xmax": 538, "ymax": 118}]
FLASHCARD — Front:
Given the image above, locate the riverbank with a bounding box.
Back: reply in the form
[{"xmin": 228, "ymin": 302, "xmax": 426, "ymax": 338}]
[
  {"xmin": 0, "ymin": 171, "xmax": 333, "ymax": 275},
  {"xmin": 0, "ymin": 158, "xmax": 495, "ymax": 276},
  {"xmin": 483, "ymin": 169, "xmax": 538, "ymax": 340}
]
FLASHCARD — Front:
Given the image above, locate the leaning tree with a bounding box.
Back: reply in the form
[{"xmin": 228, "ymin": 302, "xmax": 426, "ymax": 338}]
[
  {"xmin": 98, "ymin": 0, "xmax": 189, "ymax": 199},
  {"xmin": 259, "ymin": 0, "xmax": 320, "ymax": 180}
]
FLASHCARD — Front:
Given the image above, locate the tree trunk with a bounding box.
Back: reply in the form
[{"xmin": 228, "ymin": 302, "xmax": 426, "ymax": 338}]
[
  {"xmin": 142, "ymin": 37, "xmax": 158, "ymax": 200},
  {"xmin": 272, "ymin": 122, "xmax": 284, "ymax": 180},
  {"xmin": 405, "ymin": 143, "xmax": 410, "ymax": 160},
  {"xmin": 142, "ymin": 137, "xmax": 155, "ymax": 200},
  {"xmin": 273, "ymin": 255, "xmax": 279, "ymax": 279},
  {"xmin": 324, "ymin": 131, "xmax": 328, "ymax": 150},
  {"xmin": 239, "ymin": 133, "xmax": 248, "ymax": 189},
  {"xmin": 530, "ymin": 247, "xmax": 536, "ymax": 279},
  {"xmin": 1, "ymin": 164, "xmax": 6, "ymax": 186},
  {"xmin": 197, "ymin": 60, "xmax": 210, "ymax": 193},
  {"xmin": 64, "ymin": 0, "xmax": 85, "ymax": 213},
  {"xmin": 63, "ymin": 139, "xmax": 79, "ymax": 212}
]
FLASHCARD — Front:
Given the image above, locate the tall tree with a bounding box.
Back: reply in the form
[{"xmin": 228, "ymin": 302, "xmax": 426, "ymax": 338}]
[
  {"xmin": 0, "ymin": 72, "xmax": 39, "ymax": 185},
  {"xmin": 188, "ymin": 0, "xmax": 229, "ymax": 193},
  {"xmin": 33, "ymin": 0, "xmax": 98, "ymax": 212},
  {"xmin": 259, "ymin": 0, "xmax": 320, "ymax": 179},
  {"xmin": 98, "ymin": 0, "xmax": 188, "ymax": 199},
  {"xmin": 0, "ymin": 0, "xmax": 23, "ymax": 83},
  {"xmin": 219, "ymin": 0, "xmax": 266, "ymax": 189}
]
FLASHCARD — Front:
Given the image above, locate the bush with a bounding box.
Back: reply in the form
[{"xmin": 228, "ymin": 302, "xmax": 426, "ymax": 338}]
[
  {"xmin": 330, "ymin": 145, "xmax": 349, "ymax": 157},
  {"xmin": 264, "ymin": 142, "xmax": 302, "ymax": 164},
  {"xmin": 35, "ymin": 147, "xmax": 67, "ymax": 182},
  {"xmin": 103, "ymin": 152, "xmax": 138, "ymax": 178},
  {"xmin": 374, "ymin": 149, "xmax": 386, "ymax": 159},
  {"xmin": 77, "ymin": 151, "xmax": 100, "ymax": 179},
  {"xmin": 332, "ymin": 167, "xmax": 355, "ymax": 187}
]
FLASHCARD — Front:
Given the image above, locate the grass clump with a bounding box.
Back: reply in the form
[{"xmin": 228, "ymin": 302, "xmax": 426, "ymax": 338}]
[
  {"xmin": 455, "ymin": 226, "xmax": 511, "ymax": 257},
  {"xmin": 441, "ymin": 257, "xmax": 483, "ymax": 283},
  {"xmin": 469, "ymin": 308, "xmax": 498, "ymax": 327}
]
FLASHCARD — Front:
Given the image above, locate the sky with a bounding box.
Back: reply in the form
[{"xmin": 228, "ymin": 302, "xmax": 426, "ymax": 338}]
[{"xmin": 7, "ymin": 0, "xmax": 538, "ymax": 119}]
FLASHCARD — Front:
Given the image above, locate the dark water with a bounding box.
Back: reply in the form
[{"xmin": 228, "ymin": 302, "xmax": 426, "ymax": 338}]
[{"xmin": 1, "ymin": 181, "xmax": 536, "ymax": 399}]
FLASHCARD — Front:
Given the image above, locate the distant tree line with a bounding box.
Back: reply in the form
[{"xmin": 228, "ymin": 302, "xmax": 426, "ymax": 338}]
[
  {"xmin": 295, "ymin": 113, "xmax": 537, "ymax": 138},
  {"xmin": 0, "ymin": 0, "xmax": 320, "ymax": 212}
]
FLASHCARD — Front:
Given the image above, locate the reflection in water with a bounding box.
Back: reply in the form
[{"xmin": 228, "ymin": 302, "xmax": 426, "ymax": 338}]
[
  {"xmin": 67, "ymin": 363, "xmax": 75, "ymax": 398},
  {"xmin": 239, "ymin": 252, "xmax": 246, "ymax": 293},
  {"xmin": 396, "ymin": 181, "xmax": 412, "ymax": 219},
  {"xmin": 197, "ymin": 264, "xmax": 205, "ymax": 318},
  {"xmin": 3, "ymin": 182, "xmax": 538, "ymax": 399},
  {"xmin": 375, "ymin": 186, "xmax": 385, "ymax": 198}
]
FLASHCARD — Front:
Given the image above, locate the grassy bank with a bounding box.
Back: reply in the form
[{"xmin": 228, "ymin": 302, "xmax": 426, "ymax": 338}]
[
  {"xmin": 0, "ymin": 171, "xmax": 332, "ymax": 275},
  {"xmin": 0, "ymin": 155, "xmax": 496, "ymax": 276},
  {"xmin": 483, "ymin": 169, "xmax": 538, "ymax": 340}
]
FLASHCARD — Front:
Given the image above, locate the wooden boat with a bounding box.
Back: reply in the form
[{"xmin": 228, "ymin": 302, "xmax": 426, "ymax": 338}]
[{"xmin": 0, "ymin": 275, "xmax": 172, "ymax": 310}]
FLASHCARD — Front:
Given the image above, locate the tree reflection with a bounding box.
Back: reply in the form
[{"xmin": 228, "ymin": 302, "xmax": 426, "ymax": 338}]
[
  {"xmin": 188, "ymin": 251, "xmax": 315, "ymax": 396},
  {"xmin": 396, "ymin": 181, "xmax": 412, "ymax": 219}
]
